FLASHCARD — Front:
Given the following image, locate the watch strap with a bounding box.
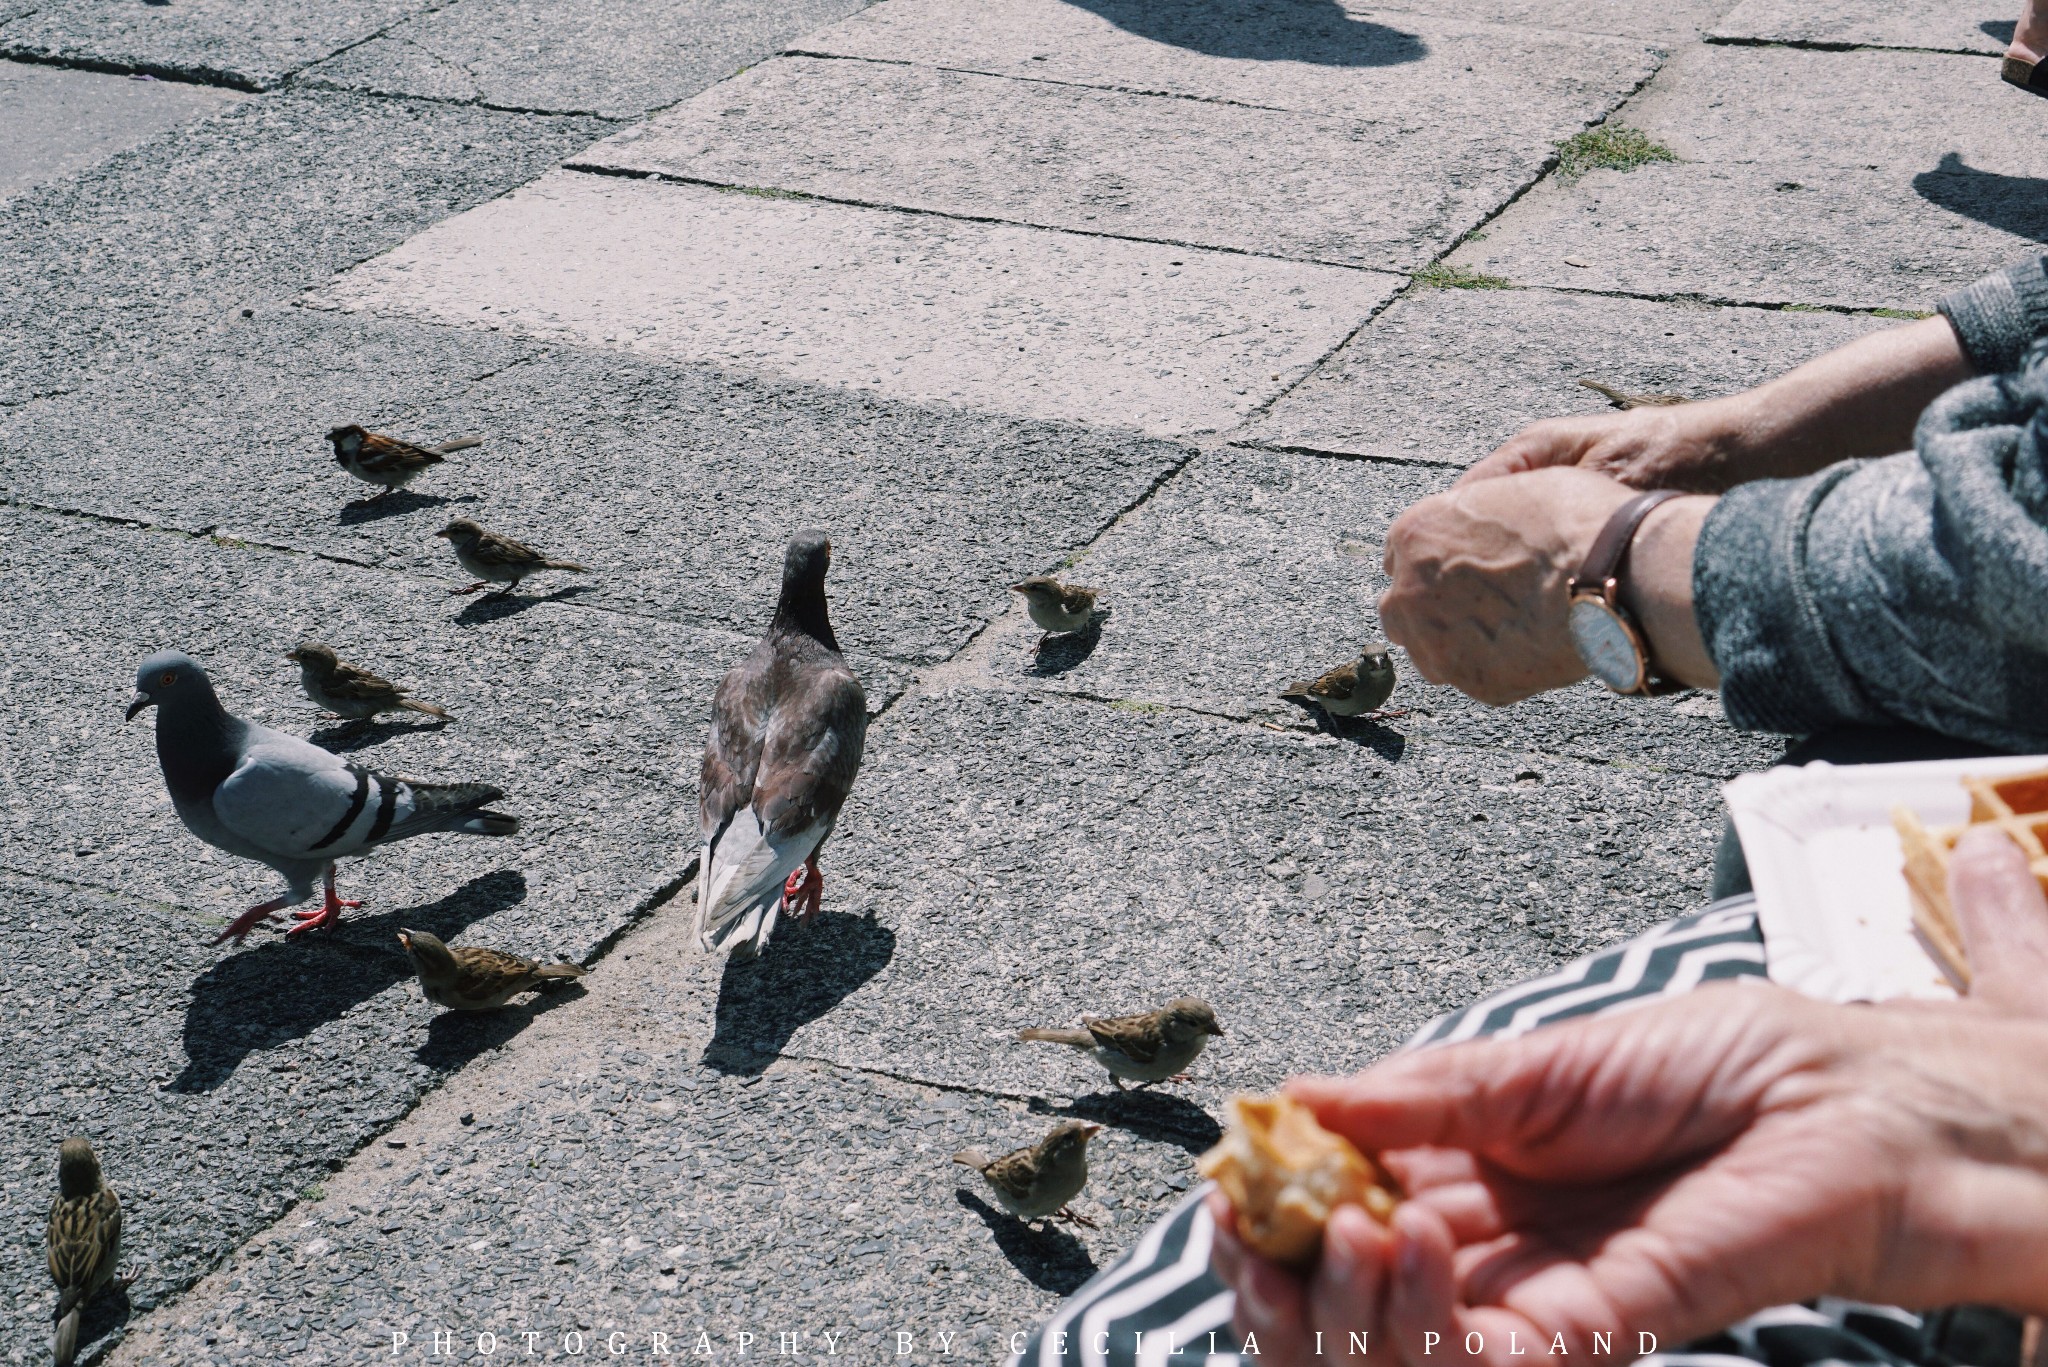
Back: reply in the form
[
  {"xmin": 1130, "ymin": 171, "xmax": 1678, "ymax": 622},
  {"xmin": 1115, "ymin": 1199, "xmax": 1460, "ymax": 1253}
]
[{"xmin": 1571, "ymin": 489, "xmax": 1686, "ymax": 592}]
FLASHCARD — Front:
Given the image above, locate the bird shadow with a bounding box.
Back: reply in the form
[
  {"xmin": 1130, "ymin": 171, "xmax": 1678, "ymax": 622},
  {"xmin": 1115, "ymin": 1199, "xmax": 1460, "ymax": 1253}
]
[
  {"xmin": 169, "ymin": 869, "xmax": 527, "ymax": 1093},
  {"xmin": 1056, "ymin": 0, "xmax": 1425, "ymax": 65},
  {"xmin": 1281, "ymin": 705, "xmax": 1407, "ymax": 761},
  {"xmin": 1913, "ymin": 152, "xmax": 2048, "ymax": 245},
  {"xmin": 73, "ymin": 1280, "xmax": 136, "ymax": 1361},
  {"xmin": 337, "ymin": 490, "xmax": 478, "ymax": 526},
  {"xmin": 954, "ymin": 1190, "xmax": 1097, "ymax": 1294},
  {"xmin": 1024, "ymin": 615, "xmax": 1107, "ymax": 678},
  {"xmin": 1028, "ymin": 1090, "xmax": 1223, "ymax": 1154},
  {"xmin": 1982, "ymin": 18, "xmax": 2016, "ymax": 42},
  {"xmin": 700, "ymin": 912, "xmax": 896, "ymax": 1076},
  {"xmin": 308, "ymin": 715, "xmax": 453, "ymax": 753},
  {"xmin": 416, "ymin": 977, "xmax": 590, "ymax": 1070},
  {"xmin": 453, "ymin": 583, "xmax": 595, "ymax": 627}
]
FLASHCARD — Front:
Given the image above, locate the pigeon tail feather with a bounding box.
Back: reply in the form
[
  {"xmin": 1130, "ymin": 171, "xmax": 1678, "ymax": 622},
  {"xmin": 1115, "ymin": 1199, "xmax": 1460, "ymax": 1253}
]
[
  {"xmin": 693, "ymin": 807, "xmax": 820, "ymax": 956},
  {"xmin": 1017, "ymin": 1027, "xmax": 1095, "ymax": 1048},
  {"xmin": 450, "ymin": 809, "xmax": 519, "ymax": 837}
]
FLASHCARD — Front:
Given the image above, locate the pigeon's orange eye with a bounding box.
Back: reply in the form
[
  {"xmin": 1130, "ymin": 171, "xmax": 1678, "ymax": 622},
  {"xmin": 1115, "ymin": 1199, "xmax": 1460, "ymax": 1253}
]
[{"xmin": 159, "ymin": 671, "xmax": 176, "ymax": 686}]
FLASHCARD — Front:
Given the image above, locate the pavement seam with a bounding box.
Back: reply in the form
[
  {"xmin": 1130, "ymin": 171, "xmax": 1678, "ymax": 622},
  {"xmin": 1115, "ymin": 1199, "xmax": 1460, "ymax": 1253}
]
[
  {"xmin": 0, "ymin": 861, "xmax": 200, "ymax": 919},
  {"xmin": 0, "ymin": 45, "xmax": 267, "ymax": 91},
  {"xmin": 1701, "ymin": 33, "xmax": 2003, "ymax": 59},
  {"xmin": 558, "ymin": 161, "xmax": 1416, "ymax": 276},
  {"xmin": 286, "ymin": 73, "xmax": 633, "ymax": 122}
]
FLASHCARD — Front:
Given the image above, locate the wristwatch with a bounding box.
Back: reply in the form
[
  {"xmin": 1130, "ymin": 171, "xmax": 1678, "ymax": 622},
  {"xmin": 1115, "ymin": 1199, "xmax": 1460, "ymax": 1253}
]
[{"xmin": 1566, "ymin": 489, "xmax": 1685, "ymax": 696}]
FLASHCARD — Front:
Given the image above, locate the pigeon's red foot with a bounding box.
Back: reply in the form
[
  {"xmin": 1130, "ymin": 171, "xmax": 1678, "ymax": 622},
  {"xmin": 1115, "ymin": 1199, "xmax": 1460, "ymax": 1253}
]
[
  {"xmin": 287, "ymin": 885, "xmax": 361, "ymax": 936},
  {"xmin": 212, "ymin": 896, "xmax": 296, "ymax": 946},
  {"xmin": 780, "ymin": 858, "xmax": 824, "ymax": 923}
]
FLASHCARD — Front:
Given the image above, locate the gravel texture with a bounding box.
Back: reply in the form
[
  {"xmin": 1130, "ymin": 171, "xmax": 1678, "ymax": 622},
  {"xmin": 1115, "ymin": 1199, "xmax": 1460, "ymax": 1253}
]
[
  {"xmin": 0, "ymin": 59, "xmax": 244, "ymax": 202},
  {"xmin": 1707, "ymin": 0, "xmax": 2011, "ymax": 55}
]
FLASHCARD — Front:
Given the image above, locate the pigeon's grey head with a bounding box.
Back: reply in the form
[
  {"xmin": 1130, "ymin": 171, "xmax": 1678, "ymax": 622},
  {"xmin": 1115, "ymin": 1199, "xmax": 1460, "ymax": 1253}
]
[
  {"xmin": 129, "ymin": 651, "xmax": 213, "ymax": 722},
  {"xmin": 434, "ymin": 519, "xmax": 483, "ymax": 544},
  {"xmin": 1160, "ymin": 997, "xmax": 1225, "ymax": 1042},
  {"xmin": 782, "ymin": 530, "xmax": 832, "ymax": 588},
  {"xmin": 285, "ymin": 642, "xmax": 339, "ymax": 674},
  {"xmin": 57, "ymin": 1136, "xmax": 101, "ymax": 1197},
  {"xmin": 396, "ymin": 928, "xmax": 458, "ymax": 982},
  {"xmin": 326, "ymin": 425, "xmax": 366, "ymax": 462}
]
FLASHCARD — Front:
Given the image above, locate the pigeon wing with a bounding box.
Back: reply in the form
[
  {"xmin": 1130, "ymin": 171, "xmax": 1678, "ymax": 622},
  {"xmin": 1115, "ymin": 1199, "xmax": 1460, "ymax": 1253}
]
[
  {"xmin": 1084, "ymin": 1010, "xmax": 1166, "ymax": 1064},
  {"xmin": 210, "ymin": 731, "xmax": 388, "ymax": 859}
]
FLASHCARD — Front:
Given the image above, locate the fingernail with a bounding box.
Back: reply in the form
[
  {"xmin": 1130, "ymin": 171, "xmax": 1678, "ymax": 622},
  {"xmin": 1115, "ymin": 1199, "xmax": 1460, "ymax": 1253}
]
[
  {"xmin": 1322, "ymin": 1217, "xmax": 1360, "ymax": 1288},
  {"xmin": 1235, "ymin": 1275, "xmax": 1271, "ymax": 1328},
  {"xmin": 1397, "ymin": 1229, "xmax": 1424, "ymax": 1281}
]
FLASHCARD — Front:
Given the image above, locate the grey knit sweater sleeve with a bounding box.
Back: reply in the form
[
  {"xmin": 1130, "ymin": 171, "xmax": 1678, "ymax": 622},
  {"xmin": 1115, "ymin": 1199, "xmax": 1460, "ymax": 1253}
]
[
  {"xmin": 1693, "ymin": 362, "xmax": 2048, "ymax": 750},
  {"xmin": 1938, "ymin": 255, "xmax": 2048, "ymax": 374}
]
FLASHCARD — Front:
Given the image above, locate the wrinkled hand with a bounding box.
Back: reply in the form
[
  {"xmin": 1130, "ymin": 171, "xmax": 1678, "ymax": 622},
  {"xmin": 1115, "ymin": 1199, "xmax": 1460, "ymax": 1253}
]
[
  {"xmin": 1458, "ymin": 403, "xmax": 1738, "ymax": 493},
  {"xmin": 1379, "ymin": 467, "xmax": 1634, "ymax": 704},
  {"xmin": 1209, "ymin": 833, "xmax": 2048, "ymax": 1366}
]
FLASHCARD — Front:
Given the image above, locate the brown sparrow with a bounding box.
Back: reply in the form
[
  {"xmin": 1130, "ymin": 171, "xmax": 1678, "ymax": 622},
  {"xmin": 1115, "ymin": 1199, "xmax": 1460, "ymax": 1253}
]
[
  {"xmin": 952, "ymin": 1120, "xmax": 1102, "ymax": 1226},
  {"xmin": 327, "ymin": 425, "xmax": 480, "ymax": 500},
  {"xmin": 285, "ymin": 643, "xmax": 450, "ymax": 728},
  {"xmin": 1019, "ymin": 997, "xmax": 1225, "ymax": 1088},
  {"xmin": 1281, "ymin": 645, "xmax": 1400, "ymax": 721},
  {"xmin": 433, "ymin": 519, "xmax": 587, "ymax": 596},
  {"xmin": 1577, "ymin": 379, "xmax": 1686, "ymax": 410},
  {"xmin": 1010, "ymin": 575, "xmax": 1099, "ymax": 643},
  {"xmin": 397, "ymin": 928, "xmax": 586, "ymax": 1010},
  {"xmin": 48, "ymin": 1137, "xmax": 130, "ymax": 1367}
]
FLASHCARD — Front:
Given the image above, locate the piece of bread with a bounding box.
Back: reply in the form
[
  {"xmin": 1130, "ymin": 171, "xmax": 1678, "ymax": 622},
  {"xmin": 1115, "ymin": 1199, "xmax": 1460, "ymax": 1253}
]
[{"xmin": 1197, "ymin": 1094, "xmax": 1400, "ymax": 1267}]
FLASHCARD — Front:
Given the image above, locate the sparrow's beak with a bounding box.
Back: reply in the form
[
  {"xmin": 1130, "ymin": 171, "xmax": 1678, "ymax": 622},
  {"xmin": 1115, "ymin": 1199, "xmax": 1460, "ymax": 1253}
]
[
  {"xmin": 125, "ymin": 690, "xmax": 153, "ymax": 722},
  {"xmin": 1080, "ymin": 1124, "xmax": 1104, "ymax": 1138},
  {"xmin": 1208, "ymin": 1022, "xmax": 1227, "ymax": 1036},
  {"xmin": 432, "ymin": 529, "xmax": 451, "ymax": 539},
  {"xmin": 1008, "ymin": 582, "xmax": 1031, "ymax": 594}
]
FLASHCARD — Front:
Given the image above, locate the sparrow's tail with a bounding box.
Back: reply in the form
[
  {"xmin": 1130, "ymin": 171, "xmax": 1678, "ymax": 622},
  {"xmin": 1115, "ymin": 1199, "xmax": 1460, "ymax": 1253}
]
[
  {"xmin": 1017, "ymin": 1027, "xmax": 1095, "ymax": 1049},
  {"xmin": 542, "ymin": 559, "xmax": 589, "ymax": 573},
  {"xmin": 950, "ymin": 1149, "xmax": 992, "ymax": 1171},
  {"xmin": 431, "ymin": 436, "xmax": 484, "ymax": 455},
  {"xmin": 54, "ymin": 1305, "xmax": 81, "ymax": 1367},
  {"xmin": 398, "ymin": 698, "xmax": 452, "ymax": 719},
  {"xmin": 533, "ymin": 962, "xmax": 587, "ymax": 981}
]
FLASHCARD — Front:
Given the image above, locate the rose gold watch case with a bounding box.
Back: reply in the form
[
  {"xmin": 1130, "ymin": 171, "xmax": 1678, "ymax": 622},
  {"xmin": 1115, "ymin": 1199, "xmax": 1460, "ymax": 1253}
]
[{"xmin": 1566, "ymin": 578, "xmax": 1655, "ymax": 696}]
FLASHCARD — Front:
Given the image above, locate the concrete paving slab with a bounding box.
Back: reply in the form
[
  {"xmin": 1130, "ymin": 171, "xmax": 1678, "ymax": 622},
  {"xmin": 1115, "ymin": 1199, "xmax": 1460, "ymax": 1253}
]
[
  {"xmin": 0, "ymin": 60, "xmax": 243, "ymax": 203},
  {"xmin": 581, "ymin": 55, "xmax": 1530, "ymax": 271},
  {"xmin": 1375, "ymin": 0, "xmax": 1732, "ymax": 41},
  {"xmin": 0, "ymin": 89, "xmax": 606, "ymax": 409},
  {"xmin": 0, "ymin": 305, "xmax": 1194, "ymax": 665},
  {"xmin": 100, "ymin": 901, "xmax": 1207, "ymax": 1365},
  {"xmin": 312, "ymin": 170, "xmax": 1404, "ymax": 434},
  {"xmin": 1707, "ymin": 0, "xmax": 2010, "ymax": 55},
  {"xmin": 1245, "ymin": 284, "xmax": 1888, "ymax": 462},
  {"xmin": 1628, "ymin": 44, "xmax": 2048, "ymax": 177},
  {"xmin": 300, "ymin": 0, "xmax": 870, "ymax": 118},
  {"xmin": 1443, "ymin": 160, "xmax": 2048, "ymax": 310},
  {"xmin": 797, "ymin": 0, "xmax": 1663, "ymax": 130},
  {"xmin": 748, "ymin": 687, "xmax": 1724, "ymax": 1100},
  {"xmin": 976, "ymin": 445, "xmax": 1784, "ymax": 778},
  {"xmin": 0, "ymin": 0, "xmax": 441, "ymax": 90}
]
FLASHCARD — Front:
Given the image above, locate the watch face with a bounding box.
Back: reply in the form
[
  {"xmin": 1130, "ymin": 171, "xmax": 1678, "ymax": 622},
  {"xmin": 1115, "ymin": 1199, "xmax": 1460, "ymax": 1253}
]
[{"xmin": 1568, "ymin": 597, "xmax": 1644, "ymax": 693}]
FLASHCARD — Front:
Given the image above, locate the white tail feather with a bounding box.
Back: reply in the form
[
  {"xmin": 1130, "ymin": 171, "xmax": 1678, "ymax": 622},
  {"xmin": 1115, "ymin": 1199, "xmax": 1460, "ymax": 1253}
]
[{"xmin": 693, "ymin": 808, "xmax": 825, "ymax": 957}]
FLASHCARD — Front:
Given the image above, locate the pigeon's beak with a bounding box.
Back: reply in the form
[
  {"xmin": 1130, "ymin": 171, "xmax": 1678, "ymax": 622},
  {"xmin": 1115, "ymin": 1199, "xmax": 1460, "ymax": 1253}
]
[{"xmin": 125, "ymin": 690, "xmax": 153, "ymax": 722}]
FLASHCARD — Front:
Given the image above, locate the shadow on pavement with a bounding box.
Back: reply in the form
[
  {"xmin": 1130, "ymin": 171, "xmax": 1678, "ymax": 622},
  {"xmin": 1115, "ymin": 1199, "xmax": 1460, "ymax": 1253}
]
[
  {"xmin": 337, "ymin": 489, "xmax": 478, "ymax": 526},
  {"xmin": 701, "ymin": 912, "xmax": 896, "ymax": 1076},
  {"xmin": 1982, "ymin": 19, "xmax": 2016, "ymax": 42},
  {"xmin": 454, "ymin": 583, "xmax": 595, "ymax": 627},
  {"xmin": 170, "ymin": 869, "xmax": 527, "ymax": 1092},
  {"xmin": 308, "ymin": 714, "xmax": 452, "ymax": 753},
  {"xmin": 1056, "ymin": 0, "xmax": 1425, "ymax": 66},
  {"xmin": 1030, "ymin": 1090, "xmax": 1222, "ymax": 1154},
  {"xmin": 1025, "ymin": 615, "xmax": 1107, "ymax": 677},
  {"xmin": 1914, "ymin": 152, "xmax": 2048, "ymax": 245},
  {"xmin": 416, "ymin": 977, "xmax": 590, "ymax": 1069},
  {"xmin": 954, "ymin": 1190, "xmax": 1098, "ymax": 1294}
]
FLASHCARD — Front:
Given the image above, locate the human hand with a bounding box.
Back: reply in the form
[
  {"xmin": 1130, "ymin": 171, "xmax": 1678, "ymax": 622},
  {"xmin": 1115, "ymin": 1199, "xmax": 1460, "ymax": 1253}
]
[
  {"xmin": 1948, "ymin": 824, "xmax": 2048, "ymax": 1019},
  {"xmin": 1378, "ymin": 467, "xmax": 1635, "ymax": 704},
  {"xmin": 1457, "ymin": 402, "xmax": 1741, "ymax": 492}
]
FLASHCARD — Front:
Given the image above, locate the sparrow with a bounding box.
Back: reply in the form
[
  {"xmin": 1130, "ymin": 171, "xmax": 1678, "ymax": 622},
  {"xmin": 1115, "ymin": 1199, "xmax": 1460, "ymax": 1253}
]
[
  {"xmin": 48, "ymin": 1137, "xmax": 129, "ymax": 1367},
  {"xmin": 397, "ymin": 928, "xmax": 586, "ymax": 1010},
  {"xmin": 1010, "ymin": 575, "xmax": 1099, "ymax": 644},
  {"xmin": 952, "ymin": 1120, "xmax": 1102, "ymax": 1227},
  {"xmin": 433, "ymin": 519, "xmax": 588, "ymax": 597},
  {"xmin": 285, "ymin": 643, "xmax": 451, "ymax": 729},
  {"xmin": 326, "ymin": 425, "xmax": 481, "ymax": 500},
  {"xmin": 1577, "ymin": 378, "xmax": 1686, "ymax": 410},
  {"xmin": 1281, "ymin": 645, "xmax": 1401, "ymax": 722},
  {"xmin": 1018, "ymin": 997, "xmax": 1226, "ymax": 1088}
]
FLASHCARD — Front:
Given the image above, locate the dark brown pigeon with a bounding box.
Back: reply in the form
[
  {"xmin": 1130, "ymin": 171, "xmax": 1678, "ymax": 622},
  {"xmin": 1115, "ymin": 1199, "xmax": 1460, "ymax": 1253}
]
[{"xmin": 694, "ymin": 531, "xmax": 867, "ymax": 957}]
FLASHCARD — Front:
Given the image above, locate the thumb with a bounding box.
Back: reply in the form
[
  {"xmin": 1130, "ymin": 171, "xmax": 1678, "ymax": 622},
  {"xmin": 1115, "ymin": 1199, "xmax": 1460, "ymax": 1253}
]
[{"xmin": 1948, "ymin": 825, "xmax": 2048, "ymax": 1016}]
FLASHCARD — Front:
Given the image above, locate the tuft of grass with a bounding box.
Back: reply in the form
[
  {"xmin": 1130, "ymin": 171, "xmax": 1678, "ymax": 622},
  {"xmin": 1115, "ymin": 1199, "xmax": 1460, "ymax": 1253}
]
[
  {"xmin": 726, "ymin": 184, "xmax": 809, "ymax": 202},
  {"xmin": 1868, "ymin": 307, "xmax": 1934, "ymax": 320},
  {"xmin": 1108, "ymin": 699, "xmax": 1169, "ymax": 715},
  {"xmin": 1554, "ymin": 125, "xmax": 1676, "ymax": 180},
  {"xmin": 1413, "ymin": 263, "xmax": 1510, "ymax": 291},
  {"xmin": 302, "ymin": 1183, "xmax": 326, "ymax": 1202},
  {"xmin": 210, "ymin": 534, "xmax": 251, "ymax": 550}
]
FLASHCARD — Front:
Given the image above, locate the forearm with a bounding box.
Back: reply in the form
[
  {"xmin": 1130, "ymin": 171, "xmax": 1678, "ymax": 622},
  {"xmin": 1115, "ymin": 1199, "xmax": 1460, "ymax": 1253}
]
[{"xmin": 1620, "ymin": 495, "xmax": 1719, "ymax": 689}]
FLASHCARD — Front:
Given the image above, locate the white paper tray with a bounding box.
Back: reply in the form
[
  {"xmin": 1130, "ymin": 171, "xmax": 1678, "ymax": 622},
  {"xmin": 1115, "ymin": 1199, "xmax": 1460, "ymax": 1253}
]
[{"xmin": 1722, "ymin": 754, "xmax": 2048, "ymax": 1003}]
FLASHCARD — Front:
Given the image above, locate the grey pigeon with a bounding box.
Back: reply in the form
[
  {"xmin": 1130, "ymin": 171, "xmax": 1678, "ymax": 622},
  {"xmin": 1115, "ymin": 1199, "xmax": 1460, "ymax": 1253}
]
[
  {"xmin": 127, "ymin": 651, "xmax": 519, "ymax": 945},
  {"xmin": 695, "ymin": 531, "xmax": 867, "ymax": 958}
]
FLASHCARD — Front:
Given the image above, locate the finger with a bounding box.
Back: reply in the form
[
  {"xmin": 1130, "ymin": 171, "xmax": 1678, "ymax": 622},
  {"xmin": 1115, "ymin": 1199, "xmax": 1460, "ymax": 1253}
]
[
  {"xmin": 1948, "ymin": 825, "xmax": 2048, "ymax": 1016},
  {"xmin": 1232, "ymin": 1254, "xmax": 1317, "ymax": 1364},
  {"xmin": 1386, "ymin": 1202, "xmax": 1460, "ymax": 1367},
  {"xmin": 1208, "ymin": 1191, "xmax": 1246, "ymax": 1286},
  {"xmin": 1310, "ymin": 1205, "xmax": 1392, "ymax": 1364}
]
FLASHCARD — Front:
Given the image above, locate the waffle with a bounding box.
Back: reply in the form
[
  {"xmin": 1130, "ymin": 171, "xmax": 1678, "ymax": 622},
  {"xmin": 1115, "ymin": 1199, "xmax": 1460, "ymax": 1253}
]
[{"xmin": 1890, "ymin": 767, "xmax": 2048, "ymax": 988}]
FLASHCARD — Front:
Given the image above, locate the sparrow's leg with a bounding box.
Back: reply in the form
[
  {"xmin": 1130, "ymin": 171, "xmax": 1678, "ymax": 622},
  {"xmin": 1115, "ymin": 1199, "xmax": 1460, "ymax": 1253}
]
[
  {"xmin": 212, "ymin": 895, "xmax": 298, "ymax": 946},
  {"xmin": 287, "ymin": 867, "xmax": 362, "ymax": 936},
  {"xmin": 114, "ymin": 1266, "xmax": 140, "ymax": 1291},
  {"xmin": 780, "ymin": 857, "xmax": 825, "ymax": 923},
  {"xmin": 1053, "ymin": 1206, "xmax": 1099, "ymax": 1229},
  {"xmin": 450, "ymin": 582, "xmax": 490, "ymax": 595},
  {"xmin": 368, "ymin": 487, "xmax": 392, "ymax": 503},
  {"xmin": 1365, "ymin": 708, "xmax": 1411, "ymax": 721}
]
